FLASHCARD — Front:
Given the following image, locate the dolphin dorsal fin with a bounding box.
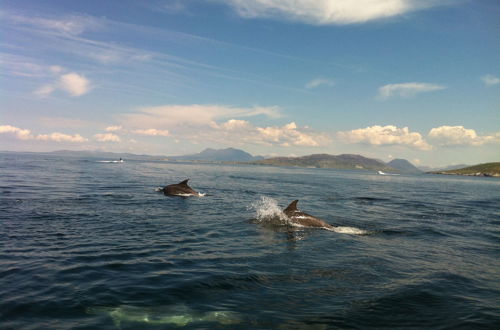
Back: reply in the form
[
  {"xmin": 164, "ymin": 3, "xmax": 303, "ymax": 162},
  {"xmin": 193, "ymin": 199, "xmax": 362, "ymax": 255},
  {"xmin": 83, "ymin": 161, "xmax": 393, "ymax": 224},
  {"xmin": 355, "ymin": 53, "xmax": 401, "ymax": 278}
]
[
  {"xmin": 178, "ymin": 179, "xmax": 189, "ymax": 186},
  {"xmin": 284, "ymin": 200, "xmax": 299, "ymax": 213}
]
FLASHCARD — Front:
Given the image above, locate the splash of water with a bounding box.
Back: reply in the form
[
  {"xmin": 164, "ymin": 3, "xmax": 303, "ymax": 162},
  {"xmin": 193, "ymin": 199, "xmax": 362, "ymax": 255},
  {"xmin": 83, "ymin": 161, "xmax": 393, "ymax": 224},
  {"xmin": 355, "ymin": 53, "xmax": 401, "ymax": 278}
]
[
  {"xmin": 328, "ymin": 226, "xmax": 369, "ymax": 235},
  {"xmin": 249, "ymin": 196, "xmax": 291, "ymax": 225}
]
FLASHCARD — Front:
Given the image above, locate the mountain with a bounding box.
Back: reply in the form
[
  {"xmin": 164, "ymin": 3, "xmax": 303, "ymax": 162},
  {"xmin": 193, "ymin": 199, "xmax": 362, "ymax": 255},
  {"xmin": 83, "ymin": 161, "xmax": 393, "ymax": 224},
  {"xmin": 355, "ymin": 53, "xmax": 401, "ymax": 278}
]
[
  {"xmin": 429, "ymin": 162, "xmax": 500, "ymax": 177},
  {"xmin": 386, "ymin": 159, "xmax": 422, "ymax": 174},
  {"xmin": 49, "ymin": 150, "xmax": 160, "ymax": 160},
  {"xmin": 170, "ymin": 148, "xmax": 264, "ymax": 162},
  {"xmin": 251, "ymin": 153, "xmax": 396, "ymax": 171}
]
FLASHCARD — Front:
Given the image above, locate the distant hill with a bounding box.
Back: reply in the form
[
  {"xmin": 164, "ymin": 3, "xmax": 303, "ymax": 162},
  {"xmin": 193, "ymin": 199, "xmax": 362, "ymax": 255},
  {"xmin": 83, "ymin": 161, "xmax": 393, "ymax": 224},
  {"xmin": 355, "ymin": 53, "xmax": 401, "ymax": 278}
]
[
  {"xmin": 170, "ymin": 148, "xmax": 264, "ymax": 162},
  {"xmin": 251, "ymin": 153, "xmax": 396, "ymax": 171},
  {"xmin": 49, "ymin": 150, "xmax": 159, "ymax": 160},
  {"xmin": 420, "ymin": 164, "xmax": 470, "ymax": 172},
  {"xmin": 429, "ymin": 162, "xmax": 500, "ymax": 177},
  {"xmin": 387, "ymin": 159, "xmax": 422, "ymax": 174}
]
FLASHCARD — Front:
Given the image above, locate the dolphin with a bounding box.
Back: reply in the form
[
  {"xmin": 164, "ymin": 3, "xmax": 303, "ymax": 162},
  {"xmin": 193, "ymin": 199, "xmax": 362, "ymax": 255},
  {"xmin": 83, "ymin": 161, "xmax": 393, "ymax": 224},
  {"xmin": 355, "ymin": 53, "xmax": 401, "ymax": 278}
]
[
  {"xmin": 161, "ymin": 179, "xmax": 201, "ymax": 197},
  {"xmin": 86, "ymin": 305, "xmax": 241, "ymax": 328},
  {"xmin": 283, "ymin": 200, "xmax": 334, "ymax": 229}
]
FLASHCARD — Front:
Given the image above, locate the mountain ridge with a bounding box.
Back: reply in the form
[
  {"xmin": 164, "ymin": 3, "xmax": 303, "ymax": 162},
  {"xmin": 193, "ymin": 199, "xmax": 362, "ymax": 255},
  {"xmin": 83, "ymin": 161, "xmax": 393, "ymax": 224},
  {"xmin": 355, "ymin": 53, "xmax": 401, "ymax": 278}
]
[
  {"xmin": 387, "ymin": 159, "xmax": 422, "ymax": 174},
  {"xmin": 250, "ymin": 153, "xmax": 397, "ymax": 171},
  {"xmin": 170, "ymin": 148, "xmax": 264, "ymax": 162}
]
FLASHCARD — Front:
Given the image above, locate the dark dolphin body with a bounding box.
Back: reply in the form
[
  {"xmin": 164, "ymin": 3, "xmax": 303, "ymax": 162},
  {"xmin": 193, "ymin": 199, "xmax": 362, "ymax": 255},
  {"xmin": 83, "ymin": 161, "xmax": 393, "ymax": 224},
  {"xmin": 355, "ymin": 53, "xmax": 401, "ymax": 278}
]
[
  {"xmin": 283, "ymin": 200, "xmax": 334, "ymax": 229},
  {"xmin": 162, "ymin": 179, "xmax": 200, "ymax": 197}
]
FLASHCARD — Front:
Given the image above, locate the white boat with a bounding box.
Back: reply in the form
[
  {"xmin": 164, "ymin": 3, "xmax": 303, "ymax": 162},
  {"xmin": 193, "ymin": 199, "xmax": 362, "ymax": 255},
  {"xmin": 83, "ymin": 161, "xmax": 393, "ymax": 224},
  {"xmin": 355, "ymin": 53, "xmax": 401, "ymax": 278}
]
[{"xmin": 378, "ymin": 170, "xmax": 399, "ymax": 176}]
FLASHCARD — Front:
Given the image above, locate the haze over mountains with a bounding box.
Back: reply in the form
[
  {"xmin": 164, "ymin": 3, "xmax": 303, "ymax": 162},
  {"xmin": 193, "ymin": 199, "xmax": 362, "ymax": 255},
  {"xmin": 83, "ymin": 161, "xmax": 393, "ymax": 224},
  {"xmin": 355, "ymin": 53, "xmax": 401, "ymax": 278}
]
[{"xmin": 169, "ymin": 148, "xmax": 264, "ymax": 162}]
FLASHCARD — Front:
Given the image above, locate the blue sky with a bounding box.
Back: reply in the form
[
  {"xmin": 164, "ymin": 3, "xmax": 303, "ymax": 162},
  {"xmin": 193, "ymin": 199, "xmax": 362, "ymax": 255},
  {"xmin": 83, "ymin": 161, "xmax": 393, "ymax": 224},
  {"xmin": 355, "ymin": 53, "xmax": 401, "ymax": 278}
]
[{"xmin": 1, "ymin": 0, "xmax": 499, "ymax": 166}]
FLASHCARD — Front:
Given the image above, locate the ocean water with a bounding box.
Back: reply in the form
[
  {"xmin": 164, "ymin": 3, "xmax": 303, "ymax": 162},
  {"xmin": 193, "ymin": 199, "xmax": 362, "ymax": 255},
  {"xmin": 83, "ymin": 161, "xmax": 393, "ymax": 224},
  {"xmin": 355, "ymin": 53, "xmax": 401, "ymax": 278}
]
[{"xmin": 1, "ymin": 152, "xmax": 499, "ymax": 329}]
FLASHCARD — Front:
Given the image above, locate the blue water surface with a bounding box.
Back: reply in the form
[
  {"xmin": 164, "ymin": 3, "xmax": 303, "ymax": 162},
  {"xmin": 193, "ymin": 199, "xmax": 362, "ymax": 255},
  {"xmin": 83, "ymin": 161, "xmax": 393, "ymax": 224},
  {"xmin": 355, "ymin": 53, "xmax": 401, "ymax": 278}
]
[{"xmin": 1, "ymin": 152, "xmax": 499, "ymax": 329}]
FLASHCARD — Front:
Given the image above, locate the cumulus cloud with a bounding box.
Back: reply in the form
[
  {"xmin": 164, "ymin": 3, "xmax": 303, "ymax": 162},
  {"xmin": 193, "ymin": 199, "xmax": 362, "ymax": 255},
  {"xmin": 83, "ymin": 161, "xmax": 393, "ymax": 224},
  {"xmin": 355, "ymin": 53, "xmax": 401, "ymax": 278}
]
[
  {"xmin": 337, "ymin": 125, "xmax": 432, "ymax": 150},
  {"xmin": 0, "ymin": 125, "xmax": 34, "ymax": 140},
  {"xmin": 34, "ymin": 69, "xmax": 91, "ymax": 97},
  {"xmin": 428, "ymin": 126, "xmax": 500, "ymax": 146},
  {"xmin": 118, "ymin": 104, "xmax": 329, "ymax": 147},
  {"xmin": 94, "ymin": 133, "xmax": 121, "ymax": 142},
  {"xmin": 481, "ymin": 74, "xmax": 500, "ymax": 87},
  {"xmin": 0, "ymin": 124, "xmax": 87, "ymax": 142},
  {"xmin": 133, "ymin": 128, "xmax": 170, "ymax": 137},
  {"xmin": 305, "ymin": 78, "xmax": 335, "ymax": 89},
  {"xmin": 208, "ymin": 120, "xmax": 331, "ymax": 147},
  {"xmin": 36, "ymin": 132, "xmax": 87, "ymax": 143},
  {"xmin": 106, "ymin": 126, "xmax": 123, "ymax": 132},
  {"xmin": 59, "ymin": 73, "xmax": 91, "ymax": 96},
  {"xmin": 377, "ymin": 82, "xmax": 446, "ymax": 100},
  {"xmin": 219, "ymin": 0, "xmax": 442, "ymax": 25}
]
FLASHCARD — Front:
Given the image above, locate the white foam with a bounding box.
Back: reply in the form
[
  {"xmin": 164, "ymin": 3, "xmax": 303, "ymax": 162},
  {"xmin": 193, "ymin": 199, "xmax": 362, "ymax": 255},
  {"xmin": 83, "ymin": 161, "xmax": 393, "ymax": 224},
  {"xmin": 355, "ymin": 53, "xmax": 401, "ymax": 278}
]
[{"xmin": 328, "ymin": 226, "xmax": 368, "ymax": 235}]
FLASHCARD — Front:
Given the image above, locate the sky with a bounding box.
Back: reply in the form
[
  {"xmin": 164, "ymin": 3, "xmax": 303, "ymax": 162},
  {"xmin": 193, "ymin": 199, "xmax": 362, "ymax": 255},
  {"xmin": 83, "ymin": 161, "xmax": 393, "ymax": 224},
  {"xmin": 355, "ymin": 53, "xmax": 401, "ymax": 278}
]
[{"xmin": 1, "ymin": 0, "xmax": 499, "ymax": 167}]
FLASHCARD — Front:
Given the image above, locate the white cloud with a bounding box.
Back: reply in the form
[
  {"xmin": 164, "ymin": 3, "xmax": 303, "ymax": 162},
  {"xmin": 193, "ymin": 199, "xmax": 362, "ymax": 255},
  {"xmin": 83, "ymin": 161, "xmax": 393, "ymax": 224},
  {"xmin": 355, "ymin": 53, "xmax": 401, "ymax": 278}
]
[
  {"xmin": 36, "ymin": 132, "xmax": 87, "ymax": 143},
  {"xmin": 220, "ymin": 0, "xmax": 442, "ymax": 25},
  {"xmin": 133, "ymin": 128, "xmax": 170, "ymax": 137},
  {"xmin": 34, "ymin": 85, "xmax": 57, "ymax": 97},
  {"xmin": 256, "ymin": 122, "xmax": 327, "ymax": 146},
  {"xmin": 217, "ymin": 119, "xmax": 253, "ymax": 130},
  {"xmin": 94, "ymin": 133, "xmax": 121, "ymax": 142},
  {"xmin": 305, "ymin": 78, "xmax": 335, "ymax": 89},
  {"xmin": 481, "ymin": 74, "xmax": 500, "ymax": 87},
  {"xmin": 337, "ymin": 125, "xmax": 432, "ymax": 150},
  {"xmin": 0, "ymin": 124, "xmax": 87, "ymax": 142},
  {"xmin": 208, "ymin": 120, "xmax": 331, "ymax": 147},
  {"xmin": 378, "ymin": 82, "xmax": 446, "ymax": 99},
  {"xmin": 428, "ymin": 126, "xmax": 500, "ymax": 146},
  {"xmin": 117, "ymin": 104, "xmax": 331, "ymax": 147},
  {"xmin": 34, "ymin": 69, "xmax": 92, "ymax": 97},
  {"xmin": 58, "ymin": 73, "xmax": 91, "ymax": 96},
  {"xmin": 0, "ymin": 125, "xmax": 34, "ymax": 140},
  {"xmin": 106, "ymin": 126, "xmax": 123, "ymax": 132},
  {"xmin": 120, "ymin": 104, "xmax": 282, "ymax": 129}
]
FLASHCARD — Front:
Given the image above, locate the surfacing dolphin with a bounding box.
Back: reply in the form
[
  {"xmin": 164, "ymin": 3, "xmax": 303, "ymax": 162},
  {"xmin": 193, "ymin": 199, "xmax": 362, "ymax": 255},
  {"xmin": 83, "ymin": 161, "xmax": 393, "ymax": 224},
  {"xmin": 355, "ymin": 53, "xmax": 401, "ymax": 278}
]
[
  {"xmin": 86, "ymin": 305, "xmax": 240, "ymax": 328},
  {"xmin": 283, "ymin": 200, "xmax": 334, "ymax": 229},
  {"xmin": 161, "ymin": 179, "xmax": 202, "ymax": 197},
  {"xmin": 283, "ymin": 200, "xmax": 368, "ymax": 234}
]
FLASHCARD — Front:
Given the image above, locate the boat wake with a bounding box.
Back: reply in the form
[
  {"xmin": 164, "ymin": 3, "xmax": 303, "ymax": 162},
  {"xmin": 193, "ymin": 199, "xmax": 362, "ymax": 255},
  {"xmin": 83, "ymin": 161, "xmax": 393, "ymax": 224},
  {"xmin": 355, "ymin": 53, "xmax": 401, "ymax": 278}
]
[
  {"xmin": 378, "ymin": 170, "xmax": 399, "ymax": 176},
  {"xmin": 98, "ymin": 160, "xmax": 124, "ymax": 163}
]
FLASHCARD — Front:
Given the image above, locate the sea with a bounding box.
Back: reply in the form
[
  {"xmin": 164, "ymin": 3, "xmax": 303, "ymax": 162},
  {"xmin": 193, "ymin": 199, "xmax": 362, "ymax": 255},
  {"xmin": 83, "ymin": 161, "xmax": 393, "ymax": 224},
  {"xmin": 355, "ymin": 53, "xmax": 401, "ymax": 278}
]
[{"xmin": 1, "ymin": 152, "xmax": 499, "ymax": 329}]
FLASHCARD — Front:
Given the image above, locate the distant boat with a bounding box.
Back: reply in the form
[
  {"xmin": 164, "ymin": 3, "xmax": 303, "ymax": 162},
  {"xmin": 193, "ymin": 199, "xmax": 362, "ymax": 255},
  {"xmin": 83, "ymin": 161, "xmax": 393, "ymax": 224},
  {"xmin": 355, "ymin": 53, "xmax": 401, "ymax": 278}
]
[
  {"xmin": 98, "ymin": 158, "xmax": 124, "ymax": 163},
  {"xmin": 378, "ymin": 170, "xmax": 399, "ymax": 176}
]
